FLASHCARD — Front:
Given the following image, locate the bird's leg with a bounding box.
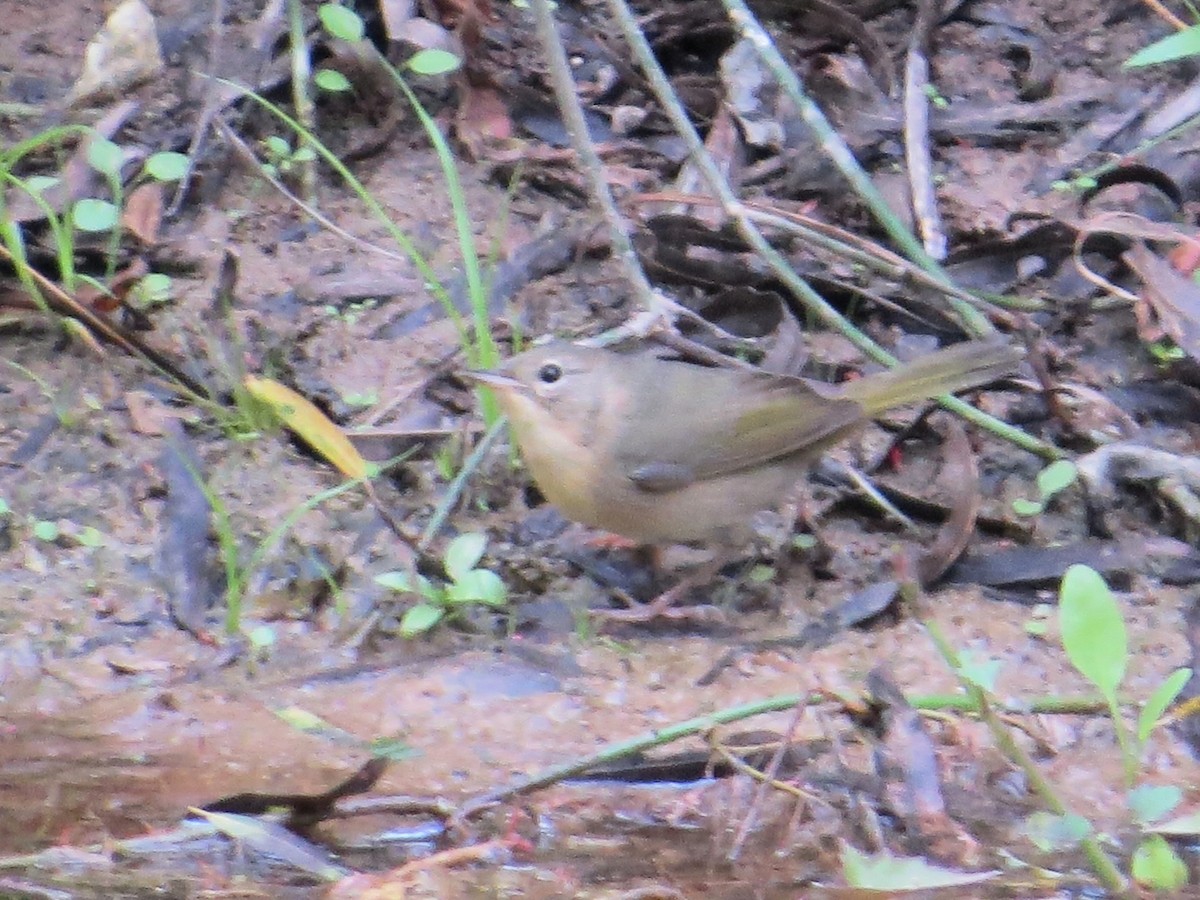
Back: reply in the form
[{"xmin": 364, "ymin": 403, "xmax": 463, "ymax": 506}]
[{"xmin": 592, "ymin": 548, "xmax": 728, "ymax": 624}]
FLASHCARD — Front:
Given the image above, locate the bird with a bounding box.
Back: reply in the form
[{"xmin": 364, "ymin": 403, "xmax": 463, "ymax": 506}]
[{"xmin": 469, "ymin": 337, "xmax": 1020, "ymax": 618}]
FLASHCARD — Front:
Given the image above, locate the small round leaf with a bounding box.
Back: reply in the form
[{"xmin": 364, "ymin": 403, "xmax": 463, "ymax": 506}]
[
  {"xmin": 33, "ymin": 520, "xmax": 60, "ymax": 542},
  {"xmin": 447, "ymin": 569, "xmax": 506, "ymax": 607},
  {"xmin": 315, "ymin": 68, "xmax": 352, "ymax": 92},
  {"xmin": 1011, "ymin": 498, "xmax": 1043, "ymax": 517},
  {"xmin": 72, "ymin": 198, "xmax": 119, "ymax": 232},
  {"xmin": 444, "ymin": 532, "xmax": 486, "ymax": 580},
  {"xmin": 1036, "ymin": 460, "xmax": 1078, "ymax": 498},
  {"xmin": 86, "ymin": 138, "xmax": 123, "ymax": 176},
  {"xmin": 318, "ymin": 3, "xmax": 364, "ymax": 41},
  {"xmin": 143, "ymin": 151, "xmax": 189, "ymax": 182},
  {"xmin": 401, "ymin": 603, "xmax": 444, "ymax": 637},
  {"xmin": 407, "ymin": 49, "xmax": 461, "ymax": 76}
]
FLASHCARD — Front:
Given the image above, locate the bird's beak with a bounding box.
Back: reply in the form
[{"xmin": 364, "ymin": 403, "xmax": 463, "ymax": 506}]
[{"xmin": 463, "ymin": 370, "xmax": 522, "ymax": 392}]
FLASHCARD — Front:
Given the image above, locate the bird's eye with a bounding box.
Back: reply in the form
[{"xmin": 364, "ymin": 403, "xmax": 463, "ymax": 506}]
[{"xmin": 536, "ymin": 362, "xmax": 563, "ymax": 384}]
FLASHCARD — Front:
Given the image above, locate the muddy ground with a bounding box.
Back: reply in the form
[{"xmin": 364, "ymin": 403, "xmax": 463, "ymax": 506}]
[{"xmin": 2, "ymin": 0, "xmax": 1200, "ymax": 897}]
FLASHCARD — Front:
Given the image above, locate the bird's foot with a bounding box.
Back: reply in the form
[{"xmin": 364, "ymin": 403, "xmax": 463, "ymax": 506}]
[{"xmin": 591, "ymin": 571, "xmax": 726, "ymax": 625}]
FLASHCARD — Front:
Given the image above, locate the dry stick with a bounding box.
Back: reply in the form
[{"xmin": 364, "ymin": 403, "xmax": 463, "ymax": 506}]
[
  {"xmin": 167, "ymin": 0, "xmax": 229, "ymax": 216},
  {"xmin": 1140, "ymin": 0, "xmax": 1188, "ymax": 29},
  {"xmin": 634, "ymin": 191, "xmax": 1041, "ymax": 317},
  {"xmin": 527, "ymin": 0, "xmax": 676, "ymax": 335},
  {"xmin": 0, "ymin": 244, "xmax": 210, "ymax": 400},
  {"xmin": 286, "ymin": 0, "xmax": 317, "ymax": 207},
  {"xmin": 215, "ymin": 118, "xmax": 407, "ymax": 262},
  {"xmin": 453, "ymin": 688, "xmax": 1112, "ymax": 823},
  {"xmin": 602, "ymin": 0, "xmax": 1055, "ymax": 460},
  {"xmin": 726, "ymin": 700, "xmax": 808, "ymax": 861},
  {"xmin": 904, "ymin": 0, "xmax": 947, "ymax": 260},
  {"xmin": 718, "ymin": 0, "xmax": 992, "ymax": 338}
]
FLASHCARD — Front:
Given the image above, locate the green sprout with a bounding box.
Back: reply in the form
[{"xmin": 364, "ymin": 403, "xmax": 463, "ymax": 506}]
[{"xmin": 375, "ymin": 532, "xmax": 508, "ymax": 637}]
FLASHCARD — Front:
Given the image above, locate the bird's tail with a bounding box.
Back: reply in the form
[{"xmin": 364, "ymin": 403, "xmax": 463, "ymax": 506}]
[{"xmin": 839, "ymin": 338, "xmax": 1022, "ymax": 416}]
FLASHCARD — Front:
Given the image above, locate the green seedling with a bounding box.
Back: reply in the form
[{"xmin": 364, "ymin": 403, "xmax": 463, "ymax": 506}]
[
  {"xmin": 1012, "ymin": 459, "xmax": 1078, "ymax": 517},
  {"xmin": 322, "ymin": 297, "xmax": 378, "ymax": 325},
  {"xmin": 32, "ymin": 519, "xmax": 60, "ymax": 543},
  {"xmin": 434, "ymin": 444, "xmax": 457, "ymax": 482},
  {"xmin": 921, "ymin": 83, "xmax": 949, "ymax": 109},
  {"xmin": 314, "ymin": 68, "xmax": 352, "ymax": 93},
  {"xmin": 340, "ymin": 389, "xmax": 378, "ymax": 408},
  {"xmin": 275, "ymin": 705, "xmax": 416, "ymax": 761},
  {"xmin": 374, "ymin": 532, "xmax": 508, "ymax": 637},
  {"xmin": 1059, "ymin": 564, "xmax": 1191, "ymax": 780},
  {"xmin": 130, "ymin": 272, "xmax": 173, "ymax": 308},
  {"xmin": 1057, "ymin": 563, "xmax": 1193, "ymax": 887},
  {"xmin": 1147, "ymin": 340, "xmax": 1185, "ymax": 363},
  {"xmin": 260, "ymin": 134, "xmax": 316, "ymax": 182}
]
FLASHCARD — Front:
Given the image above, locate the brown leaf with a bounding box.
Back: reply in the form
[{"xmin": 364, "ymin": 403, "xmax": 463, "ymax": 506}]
[
  {"xmin": 1125, "ymin": 241, "xmax": 1200, "ymax": 361},
  {"xmin": 916, "ymin": 420, "xmax": 980, "ymax": 587},
  {"xmin": 455, "ymin": 81, "xmax": 512, "ymax": 160},
  {"xmin": 122, "ymin": 181, "xmax": 164, "ymax": 245}
]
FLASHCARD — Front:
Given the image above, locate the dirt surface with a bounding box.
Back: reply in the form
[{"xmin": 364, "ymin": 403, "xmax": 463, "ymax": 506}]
[{"xmin": 2, "ymin": 0, "xmax": 1200, "ymax": 896}]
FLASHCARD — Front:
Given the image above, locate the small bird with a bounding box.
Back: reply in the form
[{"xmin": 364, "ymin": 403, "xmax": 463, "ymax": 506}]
[{"xmin": 470, "ymin": 337, "xmax": 1020, "ymax": 615}]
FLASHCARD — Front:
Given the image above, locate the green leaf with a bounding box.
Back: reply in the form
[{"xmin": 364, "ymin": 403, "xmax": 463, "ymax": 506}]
[
  {"xmin": 1036, "ymin": 459, "xmax": 1077, "ymax": 499},
  {"xmin": 1128, "ymin": 784, "xmax": 1183, "ymax": 826},
  {"xmin": 447, "ymin": 569, "xmax": 507, "ymax": 607},
  {"xmin": 1125, "ymin": 24, "xmax": 1200, "ymax": 68},
  {"xmin": 444, "ymin": 532, "xmax": 486, "ymax": 581},
  {"xmin": 315, "ymin": 68, "xmax": 352, "ymax": 92},
  {"xmin": 72, "ymin": 198, "xmax": 119, "ymax": 232},
  {"xmin": 264, "ymin": 135, "xmax": 291, "ymax": 157},
  {"xmin": 841, "ymin": 843, "xmax": 997, "ymax": 890},
  {"xmin": 1024, "ymin": 811, "xmax": 1091, "ymax": 852},
  {"xmin": 77, "ymin": 526, "xmax": 104, "ymax": 547},
  {"xmin": 367, "ymin": 736, "xmax": 417, "ymax": 761},
  {"xmin": 247, "ymin": 624, "xmax": 276, "ymax": 650},
  {"xmin": 1011, "ymin": 497, "xmax": 1043, "ymax": 517},
  {"xmin": 407, "ymin": 48, "xmax": 461, "ymax": 76},
  {"xmin": 318, "ymin": 3, "xmax": 364, "ymax": 41},
  {"xmin": 748, "ymin": 564, "xmax": 775, "ymax": 583},
  {"xmin": 957, "ymin": 650, "xmax": 1001, "ymax": 693},
  {"xmin": 400, "ymin": 603, "xmax": 444, "ymax": 637},
  {"xmin": 143, "ymin": 151, "xmax": 189, "ymax": 182},
  {"xmin": 1138, "ymin": 667, "xmax": 1192, "ymax": 742},
  {"xmin": 375, "ymin": 570, "xmax": 413, "ymax": 592},
  {"xmin": 1152, "ymin": 809, "xmax": 1200, "ymax": 835},
  {"xmin": 273, "ymin": 706, "xmax": 332, "ymax": 733},
  {"xmin": 1130, "ymin": 834, "xmax": 1188, "ymax": 890},
  {"xmin": 133, "ymin": 272, "xmax": 172, "ymax": 307},
  {"xmin": 32, "ymin": 520, "xmax": 59, "ymax": 542},
  {"xmin": 86, "ymin": 137, "xmax": 123, "ymax": 176},
  {"xmin": 1059, "ymin": 565, "xmax": 1126, "ymax": 700},
  {"xmin": 25, "ymin": 175, "xmax": 58, "ymax": 194}
]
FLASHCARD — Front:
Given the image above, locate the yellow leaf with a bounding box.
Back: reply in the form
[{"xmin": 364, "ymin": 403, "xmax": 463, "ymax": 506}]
[{"xmin": 244, "ymin": 375, "xmax": 371, "ymax": 479}]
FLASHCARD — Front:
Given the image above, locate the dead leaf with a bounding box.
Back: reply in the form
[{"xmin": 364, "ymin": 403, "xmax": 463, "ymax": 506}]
[
  {"xmin": 122, "ymin": 182, "xmax": 164, "ymax": 245},
  {"xmin": 456, "ymin": 81, "xmax": 512, "ymax": 159},
  {"xmin": 244, "ymin": 375, "xmax": 372, "ymax": 479},
  {"xmin": 1124, "ymin": 241, "xmax": 1200, "ymax": 362},
  {"xmin": 916, "ymin": 421, "xmax": 980, "ymax": 586}
]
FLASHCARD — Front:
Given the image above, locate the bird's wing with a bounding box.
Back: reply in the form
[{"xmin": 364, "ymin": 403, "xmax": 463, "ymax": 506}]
[{"xmin": 617, "ymin": 367, "xmax": 865, "ymax": 494}]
